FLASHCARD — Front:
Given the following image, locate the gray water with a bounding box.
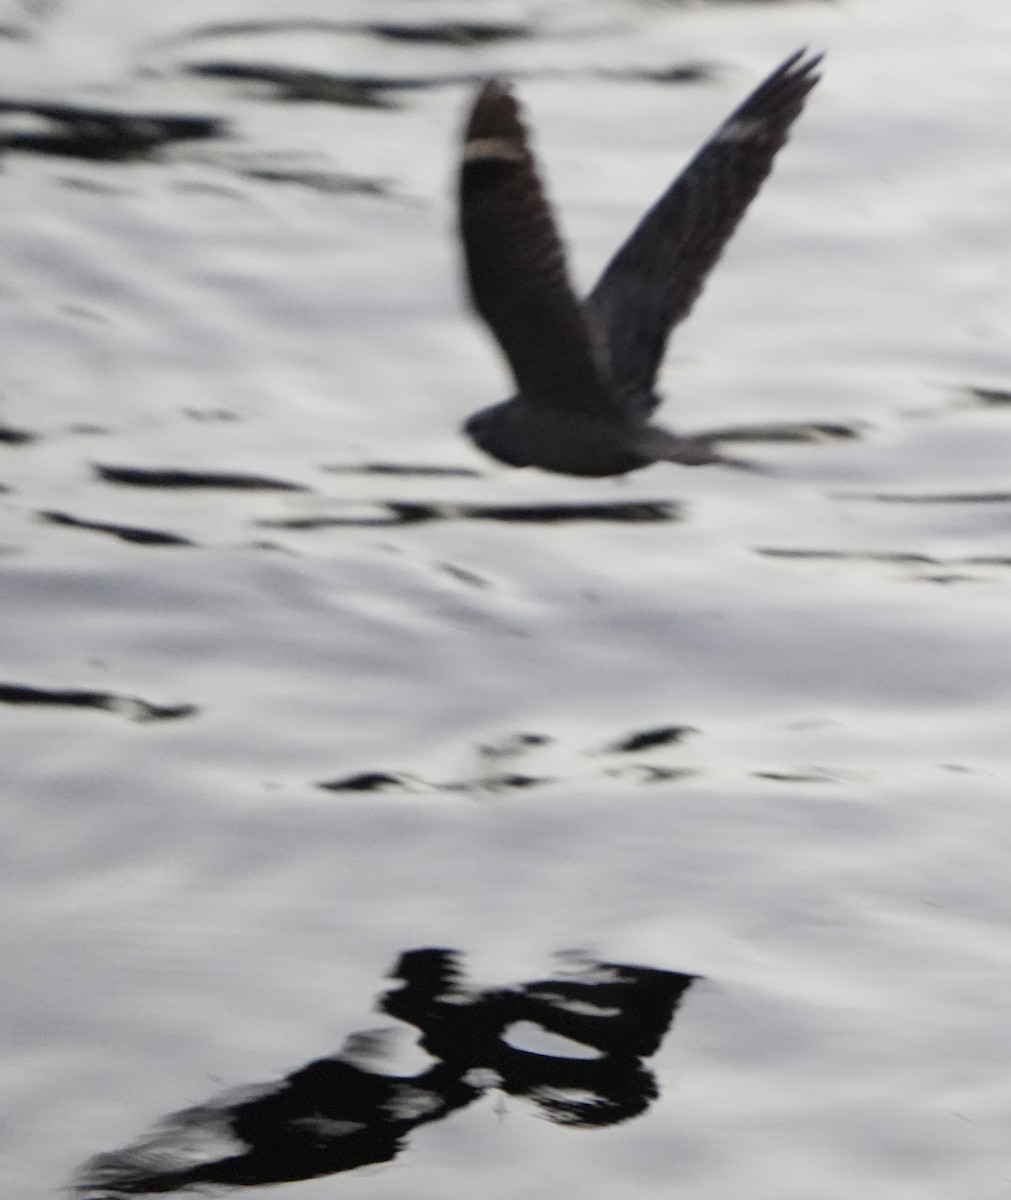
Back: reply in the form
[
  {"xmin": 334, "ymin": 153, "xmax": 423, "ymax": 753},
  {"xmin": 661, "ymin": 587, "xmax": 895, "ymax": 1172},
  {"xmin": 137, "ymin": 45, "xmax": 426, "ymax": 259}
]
[{"xmin": 3, "ymin": 0, "xmax": 1011, "ymax": 1197}]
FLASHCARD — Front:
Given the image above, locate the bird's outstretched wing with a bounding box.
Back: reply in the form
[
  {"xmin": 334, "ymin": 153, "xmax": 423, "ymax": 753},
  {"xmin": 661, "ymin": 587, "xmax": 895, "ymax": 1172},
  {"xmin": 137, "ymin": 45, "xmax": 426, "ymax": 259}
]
[
  {"xmin": 587, "ymin": 50, "xmax": 822, "ymax": 412},
  {"xmin": 459, "ymin": 81, "xmax": 615, "ymax": 416}
]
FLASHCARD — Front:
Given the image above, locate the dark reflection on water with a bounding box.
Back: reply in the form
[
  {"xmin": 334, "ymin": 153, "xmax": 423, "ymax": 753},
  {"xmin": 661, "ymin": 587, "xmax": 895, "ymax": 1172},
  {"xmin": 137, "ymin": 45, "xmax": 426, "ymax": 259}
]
[
  {"xmin": 839, "ymin": 490, "xmax": 1011, "ymax": 504},
  {"xmin": 694, "ymin": 420, "xmax": 860, "ymax": 444},
  {"xmin": 0, "ymin": 100, "xmax": 223, "ymax": 161},
  {"xmin": 758, "ymin": 548, "xmax": 940, "ymax": 564},
  {"xmin": 319, "ymin": 770, "xmax": 419, "ymax": 792},
  {"xmin": 182, "ymin": 62, "xmax": 737, "ymax": 111},
  {"xmin": 40, "ymin": 511, "xmax": 194, "ymax": 547},
  {"xmin": 238, "ymin": 164, "xmax": 388, "ymax": 195},
  {"xmin": 958, "ymin": 384, "xmax": 1011, "ymax": 406},
  {"xmin": 262, "ymin": 499, "xmax": 681, "ymax": 528},
  {"xmin": 95, "ymin": 466, "xmax": 308, "ymax": 492},
  {"xmin": 607, "ymin": 725, "xmax": 694, "ymax": 753},
  {"xmin": 368, "ymin": 21, "xmax": 530, "ymax": 46},
  {"xmin": 319, "ymin": 768, "xmax": 555, "ymax": 793},
  {"xmin": 753, "ymin": 769, "xmax": 836, "ymax": 783},
  {"xmin": 0, "ymin": 682, "xmax": 197, "ymax": 722},
  {"xmin": 610, "ymin": 63, "xmax": 714, "ymax": 85},
  {"xmin": 319, "ymin": 723, "xmax": 697, "ymax": 794},
  {"xmin": 155, "ymin": 17, "xmax": 532, "ymax": 49},
  {"xmin": 74, "ymin": 951, "xmax": 696, "ymax": 1198},
  {"xmin": 0, "ymin": 419, "xmax": 36, "ymax": 444},
  {"xmin": 323, "ymin": 463, "xmax": 483, "ymax": 478},
  {"xmin": 186, "ymin": 63, "xmax": 487, "ymax": 109},
  {"xmin": 756, "ymin": 548, "xmax": 1011, "ymax": 585}
]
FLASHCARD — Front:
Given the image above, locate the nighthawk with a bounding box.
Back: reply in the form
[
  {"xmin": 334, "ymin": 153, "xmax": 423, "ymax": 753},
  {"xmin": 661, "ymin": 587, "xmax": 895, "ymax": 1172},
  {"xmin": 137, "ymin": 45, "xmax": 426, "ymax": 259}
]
[{"xmin": 459, "ymin": 50, "xmax": 822, "ymax": 477}]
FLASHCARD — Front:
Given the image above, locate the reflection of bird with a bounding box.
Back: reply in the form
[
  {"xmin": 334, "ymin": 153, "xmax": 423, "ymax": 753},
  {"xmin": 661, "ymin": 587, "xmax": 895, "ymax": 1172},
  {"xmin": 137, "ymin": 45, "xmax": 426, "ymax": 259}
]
[
  {"xmin": 459, "ymin": 51, "xmax": 822, "ymax": 477},
  {"xmin": 72, "ymin": 952, "xmax": 695, "ymax": 1197}
]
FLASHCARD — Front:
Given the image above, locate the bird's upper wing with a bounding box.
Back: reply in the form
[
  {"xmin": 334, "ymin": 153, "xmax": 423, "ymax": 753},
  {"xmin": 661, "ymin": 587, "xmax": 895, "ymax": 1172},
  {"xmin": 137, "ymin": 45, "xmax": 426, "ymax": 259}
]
[
  {"xmin": 459, "ymin": 81, "xmax": 615, "ymax": 416},
  {"xmin": 587, "ymin": 50, "xmax": 822, "ymax": 412}
]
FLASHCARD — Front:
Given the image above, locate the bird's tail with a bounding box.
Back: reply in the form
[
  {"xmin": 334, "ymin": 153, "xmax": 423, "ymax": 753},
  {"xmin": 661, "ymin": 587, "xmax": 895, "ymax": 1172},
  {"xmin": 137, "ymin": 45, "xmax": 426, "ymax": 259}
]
[{"xmin": 635, "ymin": 425, "xmax": 760, "ymax": 470}]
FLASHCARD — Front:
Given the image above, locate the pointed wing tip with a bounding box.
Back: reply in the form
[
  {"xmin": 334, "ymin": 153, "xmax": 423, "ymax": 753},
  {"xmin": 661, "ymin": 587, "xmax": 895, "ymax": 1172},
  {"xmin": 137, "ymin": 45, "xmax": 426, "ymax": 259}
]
[
  {"xmin": 778, "ymin": 48, "xmax": 825, "ymax": 89},
  {"xmin": 726, "ymin": 48, "xmax": 823, "ymax": 133},
  {"xmin": 464, "ymin": 78, "xmax": 527, "ymax": 150},
  {"xmin": 468, "ymin": 78, "xmax": 518, "ymax": 124},
  {"xmin": 475, "ymin": 78, "xmax": 514, "ymax": 102}
]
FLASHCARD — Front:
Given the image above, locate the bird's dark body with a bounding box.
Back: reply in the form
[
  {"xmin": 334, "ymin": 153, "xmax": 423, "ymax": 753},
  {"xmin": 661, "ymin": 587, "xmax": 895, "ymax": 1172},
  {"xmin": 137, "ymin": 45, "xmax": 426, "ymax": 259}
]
[
  {"xmin": 457, "ymin": 51, "xmax": 822, "ymax": 477},
  {"xmin": 465, "ymin": 401, "xmax": 653, "ymax": 477}
]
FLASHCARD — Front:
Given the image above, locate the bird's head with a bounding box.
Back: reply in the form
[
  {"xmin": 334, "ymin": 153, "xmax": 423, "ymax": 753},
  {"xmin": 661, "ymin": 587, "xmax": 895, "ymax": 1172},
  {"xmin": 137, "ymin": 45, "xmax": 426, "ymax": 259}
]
[{"xmin": 463, "ymin": 399, "xmax": 534, "ymax": 468}]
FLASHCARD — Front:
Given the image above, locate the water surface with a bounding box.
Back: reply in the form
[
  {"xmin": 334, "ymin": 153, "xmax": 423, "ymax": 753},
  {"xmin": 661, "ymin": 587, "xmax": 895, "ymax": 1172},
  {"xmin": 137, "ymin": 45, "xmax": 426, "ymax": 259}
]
[{"xmin": 3, "ymin": 1, "xmax": 1011, "ymax": 1197}]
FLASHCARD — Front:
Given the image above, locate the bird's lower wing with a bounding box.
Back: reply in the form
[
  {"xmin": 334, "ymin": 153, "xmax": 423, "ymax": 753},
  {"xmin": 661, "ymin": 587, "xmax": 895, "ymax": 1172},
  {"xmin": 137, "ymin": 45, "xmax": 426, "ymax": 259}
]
[
  {"xmin": 459, "ymin": 81, "xmax": 615, "ymax": 416},
  {"xmin": 587, "ymin": 50, "xmax": 822, "ymax": 412}
]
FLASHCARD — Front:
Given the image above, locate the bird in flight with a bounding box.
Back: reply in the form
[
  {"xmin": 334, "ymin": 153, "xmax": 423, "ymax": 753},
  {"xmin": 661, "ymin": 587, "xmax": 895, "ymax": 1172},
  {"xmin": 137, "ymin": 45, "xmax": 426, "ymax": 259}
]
[{"xmin": 458, "ymin": 50, "xmax": 822, "ymax": 477}]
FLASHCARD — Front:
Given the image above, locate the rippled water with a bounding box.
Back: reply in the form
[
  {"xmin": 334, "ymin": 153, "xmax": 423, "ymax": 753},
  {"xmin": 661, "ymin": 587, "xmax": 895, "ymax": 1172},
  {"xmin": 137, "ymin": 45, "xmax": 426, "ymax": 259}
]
[{"xmin": 3, "ymin": 1, "xmax": 1011, "ymax": 1197}]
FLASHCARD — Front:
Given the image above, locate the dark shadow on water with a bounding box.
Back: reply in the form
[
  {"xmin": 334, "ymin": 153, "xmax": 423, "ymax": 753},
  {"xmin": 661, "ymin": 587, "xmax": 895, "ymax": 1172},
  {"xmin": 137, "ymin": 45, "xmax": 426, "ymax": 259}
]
[
  {"xmin": 154, "ymin": 17, "xmax": 532, "ymax": 48},
  {"xmin": 320, "ymin": 770, "xmax": 417, "ymax": 792},
  {"xmin": 605, "ymin": 63, "xmax": 715, "ymax": 85},
  {"xmin": 835, "ymin": 490, "xmax": 1011, "ymax": 504},
  {"xmin": 479, "ymin": 731, "xmax": 553, "ymax": 755},
  {"xmin": 606, "ymin": 725, "xmax": 696, "ymax": 753},
  {"xmin": 95, "ymin": 465, "xmax": 308, "ymax": 491},
  {"xmin": 261, "ymin": 500, "xmax": 680, "ymax": 528},
  {"xmin": 0, "ymin": 100, "xmax": 223, "ymax": 160},
  {"xmin": 239, "ymin": 164, "xmax": 389, "ymax": 195},
  {"xmin": 198, "ymin": 143, "xmax": 392, "ymax": 196},
  {"xmin": 322, "ymin": 462, "xmax": 483, "ymax": 478},
  {"xmin": 0, "ymin": 419, "xmax": 37, "ymax": 444},
  {"xmin": 697, "ymin": 420, "xmax": 861, "ymax": 444},
  {"xmin": 319, "ymin": 770, "xmax": 555, "ymax": 793},
  {"xmin": 443, "ymin": 500, "xmax": 680, "ymax": 524},
  {"xmin": 367, "ymin": 20, "xmax": 531, "ymax": 45},
  {"xmin": 73, "ymin": 950, "xmax": 696, "ymax": 1197},
  {"xmin": 41, "ymin": 511, "xmax": 194, "ymax": 546},
  {"xmin": 182, "ymin": 56, "xmax": 827, "ymax": 111},
  {"xmin": 757, "ymin": 548, "xmax": 939, "ymax": 564},
  {"xmin": 753, "ymin": 769, "xmax": 836, "ymax": 783},
  {"xmin": 0, "ymin": 682, "xmax": 197, "ymax": 722},
  {"xmin": 757, "ymin": 547, "xmax": 1011, "ymax": 583},
  {"xmin": 956, "ymin": 383, "xmax": 1011, "ymax": 407},
  {"xmin": 319, "ymin": 723, "xmax": 697, "ymax": 794},
  {"xmin": 186, "ymin": 63, "xmax": 486, "ymax": 109},
  {"xmin": 606, "ymin": 764, "xmax": 697, "ymax": 783}
]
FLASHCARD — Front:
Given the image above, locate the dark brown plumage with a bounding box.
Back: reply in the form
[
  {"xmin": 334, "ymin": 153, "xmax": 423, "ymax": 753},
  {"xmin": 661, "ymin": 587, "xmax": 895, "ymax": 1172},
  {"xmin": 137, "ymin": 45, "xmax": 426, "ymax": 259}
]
[{"xmin": 459, "ymin": 51, "xmax": 822, "ymax": 477}]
